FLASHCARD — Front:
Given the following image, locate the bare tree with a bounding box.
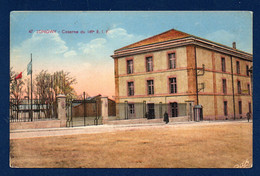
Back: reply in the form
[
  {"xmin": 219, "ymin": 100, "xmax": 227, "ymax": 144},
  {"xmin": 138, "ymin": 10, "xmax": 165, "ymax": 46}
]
[
  {"xmin": 34, "ymin": 70, "xmax": 53, "ymax": 118},
  {"xmin": 35, "ymin": 70, "xmax": 77, "ymax": 118},
  {"xmin": 53, "ymin": 70, "xmax": 77, "ymax": 99},
  {"xmin": 77, "ymin": 92, "xmax": 90, "ymax": 100},
  {"xmin": 10, "ymin": 67, "xmax": 15, "ymax": 89},
  {"xmin": 10, "ymin": 67, "xmax": 25, "ymax": 119}
]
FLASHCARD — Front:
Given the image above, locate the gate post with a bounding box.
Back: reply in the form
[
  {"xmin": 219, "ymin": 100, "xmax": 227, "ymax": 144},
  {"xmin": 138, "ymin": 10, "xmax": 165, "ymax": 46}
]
[
  {"xmin": 101, "ymin": 96, "xmax": 108, "ymax": 124},
  {"xmin": 57, "ymin": 94, "xmax": 66, "ymax": 127}
]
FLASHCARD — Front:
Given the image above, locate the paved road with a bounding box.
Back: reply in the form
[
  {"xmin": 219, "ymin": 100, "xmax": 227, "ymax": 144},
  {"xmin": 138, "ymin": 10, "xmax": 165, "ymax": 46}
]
[{"xmin": 10, "ymin": 120, "xmax": 250, "ymax": 139}]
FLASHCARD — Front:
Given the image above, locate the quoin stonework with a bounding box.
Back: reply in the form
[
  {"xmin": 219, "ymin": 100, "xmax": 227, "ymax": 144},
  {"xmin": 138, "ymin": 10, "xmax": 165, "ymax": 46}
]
[{"xmin": 111, "ymin": 29, "xmax": 253, "ymax": 121}]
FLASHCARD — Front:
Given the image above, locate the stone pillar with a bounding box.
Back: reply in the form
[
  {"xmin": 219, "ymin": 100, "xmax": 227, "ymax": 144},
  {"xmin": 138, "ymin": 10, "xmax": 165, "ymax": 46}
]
[
  {"xmin": 57, "ymin": 94, "xmax": 67, "ymax": 127},
  {"xmin": 101, "ymin": 97, "xmax": 109, "ymax": 124}
]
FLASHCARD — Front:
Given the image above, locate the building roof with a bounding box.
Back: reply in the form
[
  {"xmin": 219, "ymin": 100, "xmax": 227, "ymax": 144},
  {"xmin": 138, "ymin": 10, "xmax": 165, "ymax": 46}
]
[
  {"xmin": 117, "ymin": 29, "xmax": 191, "ymax": 51},
  {"xmin": 113, "ymin": 29, "xmax": 252, "ymax": 61},
  {"xmin": 86, "ymin": 94, "xmax": 101, "ymax": 100}
]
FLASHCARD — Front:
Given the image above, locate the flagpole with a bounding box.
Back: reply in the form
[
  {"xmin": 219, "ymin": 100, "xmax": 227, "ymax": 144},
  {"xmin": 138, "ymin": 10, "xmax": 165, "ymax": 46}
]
[{"xmin": 31, "ymin": 53, "xmax": 33, "ymax": 121}]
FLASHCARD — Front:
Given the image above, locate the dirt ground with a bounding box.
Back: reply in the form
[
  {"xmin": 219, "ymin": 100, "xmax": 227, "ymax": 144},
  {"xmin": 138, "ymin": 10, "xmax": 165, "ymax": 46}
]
[{"xmin": 10, "ymin": 122, "xmax": 252, "ymax": 168}]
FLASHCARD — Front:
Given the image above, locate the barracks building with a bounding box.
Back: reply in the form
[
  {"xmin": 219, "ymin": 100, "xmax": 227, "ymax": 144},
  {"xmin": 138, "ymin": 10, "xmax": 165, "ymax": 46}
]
[{"xmin": 111, "ymin": 29, "xmax": 253, "ymax": 121}]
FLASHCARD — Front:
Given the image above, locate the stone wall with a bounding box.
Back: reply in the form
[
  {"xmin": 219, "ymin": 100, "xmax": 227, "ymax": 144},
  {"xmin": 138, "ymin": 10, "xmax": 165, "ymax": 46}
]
[{"xmin": 10, "ymin": 120, "xmax": 61, "ymax": 130}]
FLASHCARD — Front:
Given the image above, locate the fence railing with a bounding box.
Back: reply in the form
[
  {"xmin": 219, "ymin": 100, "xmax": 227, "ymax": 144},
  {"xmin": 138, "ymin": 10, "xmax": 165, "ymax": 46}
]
[
  {"xmin": 10, "ymin": 99, "xmax": 57, "ymax": 122},
  {"xmin": 112, "ymin": 102, "xmax": 187, "ymax": 120}
]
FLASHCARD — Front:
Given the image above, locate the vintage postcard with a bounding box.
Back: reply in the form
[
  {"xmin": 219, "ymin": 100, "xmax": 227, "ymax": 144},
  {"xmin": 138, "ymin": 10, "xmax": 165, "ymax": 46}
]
[{"xmin": 9, "ymin": 11, "xmax": 253, "ymax": 168}]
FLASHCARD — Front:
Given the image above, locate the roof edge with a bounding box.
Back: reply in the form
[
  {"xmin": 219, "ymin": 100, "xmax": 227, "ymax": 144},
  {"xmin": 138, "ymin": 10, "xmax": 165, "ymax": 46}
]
[
  {"xmin": 115, "ymin": 28, "xmax": 191, "ymax": 51},
  {"xmin": 111, "ymin": 37, "xmax": 252, "ymax": 61}
]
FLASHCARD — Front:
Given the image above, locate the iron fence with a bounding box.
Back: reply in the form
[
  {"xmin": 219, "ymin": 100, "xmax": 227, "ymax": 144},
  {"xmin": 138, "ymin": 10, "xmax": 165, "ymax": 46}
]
[
  {"xmin": 10, "ymin": 99, "xmax": 57, "ymax": 122},
  {"xmin": 113, "ymin": 102, "xmax": 187, "ymax": 120}
]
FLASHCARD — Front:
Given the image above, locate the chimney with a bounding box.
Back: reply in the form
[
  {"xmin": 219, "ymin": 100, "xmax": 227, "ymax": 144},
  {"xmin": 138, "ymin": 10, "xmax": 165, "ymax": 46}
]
[{"xmin": 232, "ymin": 42, "xmax": 236, "ymax": 49}]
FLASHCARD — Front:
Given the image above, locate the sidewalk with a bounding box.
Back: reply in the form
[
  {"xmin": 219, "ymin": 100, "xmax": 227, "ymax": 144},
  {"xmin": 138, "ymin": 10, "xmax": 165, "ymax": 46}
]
[{"xmin": 10, "ymin": 119, "xmax": 250, "ymax": 139}]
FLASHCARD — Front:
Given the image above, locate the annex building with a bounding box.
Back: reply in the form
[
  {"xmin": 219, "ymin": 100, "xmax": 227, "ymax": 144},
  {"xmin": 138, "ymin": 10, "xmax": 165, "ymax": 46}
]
[{"xmin": 111, "ymin": 29, "xmax": 253, "ymax": 121}]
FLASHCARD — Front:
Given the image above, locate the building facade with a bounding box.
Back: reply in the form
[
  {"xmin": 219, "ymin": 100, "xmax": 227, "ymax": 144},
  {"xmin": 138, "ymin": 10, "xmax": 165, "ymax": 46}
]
[{"xmin": 111, "ymin": 29, "xmax": 253, "ymax": 120}]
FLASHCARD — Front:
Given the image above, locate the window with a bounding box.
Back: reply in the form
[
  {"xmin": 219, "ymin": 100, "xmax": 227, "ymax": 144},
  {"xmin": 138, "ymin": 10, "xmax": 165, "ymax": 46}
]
[
  {"xmin": 128, "ymin": 104, "xmax": 135, "ymax": 117},
  {"xmin": 239, "ymin": 101, "xmax": 242, "ymax": 114},
  {"xmin": 248, "ymin": 84, "xmax": 250, "ymax": 95},
  {"xmin": 128, "ymin": 82, "xmax": 134, "ymax": 96},
  {"xmin": 221, "ymin": 57, "xmax": 226, "ymax": 72},
  {"xmin": 246, "ymin": 65, "xmax": 249, "ymax": 76},
  {"xmin": 168, "ymin": 53, "xmax": 176, "ymax": 69},
  {"xmin": 248, "ymin": 102, "xmax": 251, "ymax": 114},
  {"xmin": 236, "ymin": 61, "xmax": 240, "ymax": 74},
  {"xmin": 147, "ymin": 80, "xmax": 154, "ymax": 95},
  {"xmin": 170, "ymin": 102, "xmax": 178, "ymax": 117},
  {"xmin": 237, "ymin": 81, "xmax": 241, "ymax": 94},
  {"xmin": 169, "ymin": 77, "xmax": 177, "ymax": 94},
  {"xmin": 146, "ymin": 57, "xmax": 153, "ymax": 72},
  {"xmin": 127, "ymin": 59, "xmax": 133, "ymax": 74},
  {"xmin": 222, "ymin": 79, "xmax": 227, "ymax": 94},
  {"xmin": 224, "ymin": 101, "xmax": 228, "ymax": 116}
]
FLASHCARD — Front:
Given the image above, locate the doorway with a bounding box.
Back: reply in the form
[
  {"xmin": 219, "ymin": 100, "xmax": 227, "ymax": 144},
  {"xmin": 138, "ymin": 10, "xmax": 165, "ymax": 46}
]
[
  {"xmin": 147, "ymin": 103, "xmax": 155, "ymax": 119},
  {"xmin": 170, "ymin": 102, "xmax": 178, "ymax": 117}
]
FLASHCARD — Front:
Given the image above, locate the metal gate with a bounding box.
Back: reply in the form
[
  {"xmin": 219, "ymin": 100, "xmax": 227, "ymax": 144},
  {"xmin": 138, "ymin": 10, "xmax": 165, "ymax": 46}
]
[{"xmin": 66, "ymin": 98, "xmax": 101, "ymax": 127}]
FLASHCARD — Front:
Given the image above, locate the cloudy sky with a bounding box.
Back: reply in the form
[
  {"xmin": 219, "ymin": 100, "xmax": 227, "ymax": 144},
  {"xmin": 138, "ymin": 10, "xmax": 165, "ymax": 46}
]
[{"xmin": 10, "ymin": 11, "xmax": 252, "ymax": 98}]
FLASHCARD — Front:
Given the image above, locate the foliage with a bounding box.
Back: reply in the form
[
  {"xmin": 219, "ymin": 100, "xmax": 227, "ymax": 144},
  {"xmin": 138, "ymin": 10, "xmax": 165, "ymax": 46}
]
[{"xmin": 52, "ymin": 70, "xmax": 77, "ymax": 99}]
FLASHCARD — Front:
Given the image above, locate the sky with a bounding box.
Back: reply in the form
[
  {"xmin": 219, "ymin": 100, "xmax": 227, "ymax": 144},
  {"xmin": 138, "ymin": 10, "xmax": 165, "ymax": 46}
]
[{"xmin": 10, "ymin": 11, "xmax": 253, "ymax": 98}]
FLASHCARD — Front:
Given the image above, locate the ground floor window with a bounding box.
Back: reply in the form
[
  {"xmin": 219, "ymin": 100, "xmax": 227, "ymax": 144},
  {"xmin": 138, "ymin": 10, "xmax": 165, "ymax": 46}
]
[
  {"xmin": 239, "ymin": 101, "xmax": 242, "ymax": 115},
  {"xmin": 170, "ymin": 102, "xmax": 178, "ymax": 117},
  {"xmin": 224, "ymin": 101, "xmax": 228, "ymax": 116},
  {"xmin": 128, "ymin": 104, "xmax": 135, "ymax": 118},
  {"xmin": 248, "ymin": 102, "xmax": 251, "ymax": 114}
]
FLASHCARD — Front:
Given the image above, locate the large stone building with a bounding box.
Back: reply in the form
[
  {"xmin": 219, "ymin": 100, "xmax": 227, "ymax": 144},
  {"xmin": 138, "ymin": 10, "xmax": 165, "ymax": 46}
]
[{"xmin": 111, "ymin": 29, "xmax": 253, "ymax": 120}]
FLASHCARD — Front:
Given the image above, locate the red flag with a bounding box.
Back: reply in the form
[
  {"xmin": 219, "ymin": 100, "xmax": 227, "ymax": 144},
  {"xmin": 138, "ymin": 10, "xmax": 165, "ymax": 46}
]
[{"xmin": 15, "ymin": 72, "xmax": 22, "ymax": 80}]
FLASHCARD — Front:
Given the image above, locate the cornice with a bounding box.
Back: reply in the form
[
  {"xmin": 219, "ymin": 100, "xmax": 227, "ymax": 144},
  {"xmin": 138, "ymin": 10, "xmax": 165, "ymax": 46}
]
[{"xmin": 112, "ymin": 37, "xmax": 253, "ymax": 61}]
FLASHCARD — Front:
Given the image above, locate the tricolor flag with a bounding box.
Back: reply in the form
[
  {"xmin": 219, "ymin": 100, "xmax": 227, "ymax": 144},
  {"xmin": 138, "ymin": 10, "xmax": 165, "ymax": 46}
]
[
  {"xmin": 27, "ymin": 60, "xmax": 32, "ymax": 75},
  {"xmin": 14, "ymin": 60, "xmax": 32, "ymax": 80}
]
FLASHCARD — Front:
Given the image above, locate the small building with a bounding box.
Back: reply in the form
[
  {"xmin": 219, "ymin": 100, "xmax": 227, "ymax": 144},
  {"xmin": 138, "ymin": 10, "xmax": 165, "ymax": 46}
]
[{"xmin": 111, "ymin": 29, "xmax": 253, "ymax": 120}]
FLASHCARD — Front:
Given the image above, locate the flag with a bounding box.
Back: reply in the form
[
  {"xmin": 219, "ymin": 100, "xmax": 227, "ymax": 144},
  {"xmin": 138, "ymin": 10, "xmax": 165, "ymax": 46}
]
[
  {"xmin": 15, "ymin": 72, "xmax": 23, "ymax": 80},
  {"xmin": 27, "ymin": 60, "xmax": 32, "ymax": 75}
]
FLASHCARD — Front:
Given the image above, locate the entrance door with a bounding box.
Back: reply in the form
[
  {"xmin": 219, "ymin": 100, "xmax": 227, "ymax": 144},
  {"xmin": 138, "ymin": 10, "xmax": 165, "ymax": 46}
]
[
  {"xmin": 147, "ymin": 103, "xmax": 155, "ymax": 119},
  {"xmin": 171, "ymin": 102, "xmax": 178, "ymax": 117}
]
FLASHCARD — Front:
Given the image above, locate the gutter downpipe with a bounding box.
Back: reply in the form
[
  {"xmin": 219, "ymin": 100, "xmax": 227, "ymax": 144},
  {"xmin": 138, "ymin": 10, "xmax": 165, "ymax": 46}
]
[
  {"xmin": 231, "ymin": 56, "xmax": 236, "ymax": 120},
  {"xmin": 195, "ymin": 46, "xmax": 199, "ymax": 105}
]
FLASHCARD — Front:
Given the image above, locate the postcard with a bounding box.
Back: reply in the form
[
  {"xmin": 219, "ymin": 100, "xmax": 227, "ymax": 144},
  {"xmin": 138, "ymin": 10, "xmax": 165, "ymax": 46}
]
[{"xmin": 9, "ymin": 11, "xmax": 253, "ymax": 168}]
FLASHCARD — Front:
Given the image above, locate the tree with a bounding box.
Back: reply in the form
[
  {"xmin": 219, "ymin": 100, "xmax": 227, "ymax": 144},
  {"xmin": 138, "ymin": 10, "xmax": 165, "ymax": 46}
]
[
  {"xmin": 52, "ymin": 70, "xmax": 77, "ymax": 99},
  {"xmin": 34, "ymin": 70, "xmax": 77, "ymax": 118},
  {"xmin": 35, "ymin": 70, "xmax": 54, "ymax": 118},
  {"xmin": 77, "ymin": 92, "xmax": 90, "ymax": 100},
  {"xmin": 10, "ymin": 67, "xmax": 25, "ymax": 119},
  {"xmin": 10, "ymin": 67, "xmax": 15, "ymax": 89}
]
